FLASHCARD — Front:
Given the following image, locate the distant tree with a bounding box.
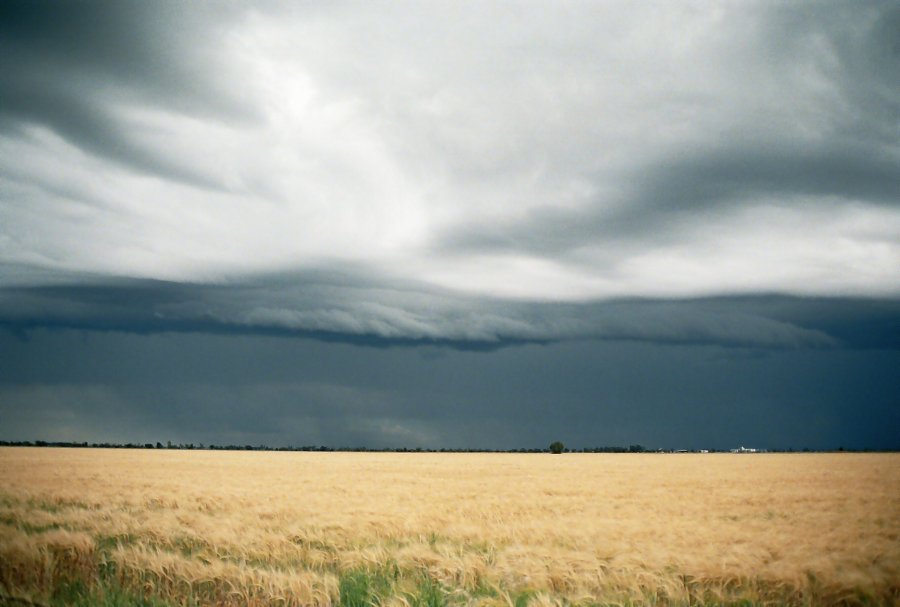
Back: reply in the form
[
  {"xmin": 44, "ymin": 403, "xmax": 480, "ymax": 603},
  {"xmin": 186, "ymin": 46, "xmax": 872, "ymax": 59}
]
[{"xmin": 549, "ymin": 441, "xmax": 565, "ymax": 454}]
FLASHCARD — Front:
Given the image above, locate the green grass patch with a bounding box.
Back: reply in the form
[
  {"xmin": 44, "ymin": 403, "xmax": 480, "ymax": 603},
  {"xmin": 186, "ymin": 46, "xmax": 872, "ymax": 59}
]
[
  {"xmin": 0, "ymin": 495, "xmax": 20, "ymax": 509},
  {"xmin": 0, "ymin": 514, "xmax": 67, "ymax": 535},
  {"xmin": 0, "ymin": 580, "xmax": 188, "ymax": 607},
  {"xmin": 170, "ymin": 535, "xmax": 208, "ymax": 558},
  {"xmin": 407, "ymin": 576, "xmax": 446, "ymax": 607},
  {"xmin": 513, "ymin": 589, "xmax": 537, "ymax": 607},
  {"xmin": 340, "ymin": 570, "xmax": 381, "ymax": 607},
  {"xmin": 339, "ymin": 565, "xmax": 408, "ymax": 607},
  {"xmin": 470, "ymin": 580, "xmax": 498, "ymax": 599},
  {"xmin": 96, "ymin": 533, "xmax": 140, "ymax": 552}
]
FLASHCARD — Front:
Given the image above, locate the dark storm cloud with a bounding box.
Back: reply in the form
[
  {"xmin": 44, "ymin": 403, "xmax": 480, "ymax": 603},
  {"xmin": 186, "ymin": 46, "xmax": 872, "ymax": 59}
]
[
  {"xmin": 0, "ymin": 1, "xmax": 253, "ymax": 188},
  {"xmin": 1, "ymin": 329, "xmax": 897, "ymax": 450},
  {"xmin": 2, "ymin": 273, "xmax": 896, "ymax": 351},
  {"xmin": 0, "ymin": 1, "xmax": 255, "ymax": 118},
  {"xmin": 435, "ymin": 142, "xmax": 900, "ymax": 257}
]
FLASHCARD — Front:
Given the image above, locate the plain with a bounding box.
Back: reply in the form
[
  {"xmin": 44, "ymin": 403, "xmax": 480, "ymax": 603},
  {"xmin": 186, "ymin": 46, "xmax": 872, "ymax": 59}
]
[{"xmin": 0, "ymin": 448, "xmax": 897, "ymax": 606}]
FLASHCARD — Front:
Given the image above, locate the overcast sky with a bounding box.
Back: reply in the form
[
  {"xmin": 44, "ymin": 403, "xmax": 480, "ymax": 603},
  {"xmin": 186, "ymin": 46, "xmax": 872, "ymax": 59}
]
[{"xmin": 1, "ymin": 1, "xmax": 898, "ymax": 450}]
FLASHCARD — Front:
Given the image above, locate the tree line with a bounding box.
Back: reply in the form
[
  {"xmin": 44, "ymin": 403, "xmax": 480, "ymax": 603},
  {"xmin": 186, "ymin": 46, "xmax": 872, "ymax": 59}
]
[
  {"xmin": 0, "ymin": 439, "xmax": 645, "ymax": 453},
  {"xmin": 0, "ymin": 440, "xmax": 879, "ymax": 452}
]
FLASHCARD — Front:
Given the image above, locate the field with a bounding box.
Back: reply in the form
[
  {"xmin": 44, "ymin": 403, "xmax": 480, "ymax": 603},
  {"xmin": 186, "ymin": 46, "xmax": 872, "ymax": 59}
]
[{"xmin": 0, "ymin": 449, "xmax": 897, "ymax": 606}]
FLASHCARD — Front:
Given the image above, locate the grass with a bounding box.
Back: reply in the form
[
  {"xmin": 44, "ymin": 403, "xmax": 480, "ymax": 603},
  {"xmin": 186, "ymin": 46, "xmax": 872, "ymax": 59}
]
[
  {"xmin": 339, "ymin": 569, "xmax": 397, "ymax": 607},
  {"xmin": 0, "ymin": 580, "xmax": 184, "ymax": 607},
  {"xmin": 408, "ymin": 576, "xmax": 446, "ymax": 607},
  {"xmin": 49, "ymin": 580, "xmax": 186, "ymax": 607},
  {"xmin": 0, "ymin": 448, "xmax": 898, "ymax": 606}
]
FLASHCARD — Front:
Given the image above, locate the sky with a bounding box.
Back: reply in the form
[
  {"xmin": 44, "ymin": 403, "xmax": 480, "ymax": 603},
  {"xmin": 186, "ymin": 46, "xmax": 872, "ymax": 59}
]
[{"xmin": 1, "ymin": 1, "xmax": 898, "ymax": 450}]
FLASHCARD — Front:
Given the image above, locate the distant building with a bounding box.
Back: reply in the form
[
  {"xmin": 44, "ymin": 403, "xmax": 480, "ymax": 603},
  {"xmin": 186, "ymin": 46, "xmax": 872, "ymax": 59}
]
[{"xmin": 730, "ymin": 446, "xmax": 759, "ymax": 453}]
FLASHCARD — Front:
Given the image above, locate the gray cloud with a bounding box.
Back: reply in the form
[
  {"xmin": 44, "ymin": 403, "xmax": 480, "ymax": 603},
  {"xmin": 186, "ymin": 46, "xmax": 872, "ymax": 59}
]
[
  {"xmin": 4, "ymin": 271, "xmax": 895, "ymax": 351},
  {"xmin": 0, "ymin": 2, "xmax": 256, "ymax": 122},
  {"xmin": 0, "ymin": 1, "xmax": 254, "ymax": 187},
  {"xmin": 430, "ymin": 1, "xmax": 900, "ymax": 258},
  {"xmin": 1, "ymin": 1, "xmax": 897, "ymax": 301},
  {"xmin": 1, "ymin": 329, "xmax": 897, "ymax": 450},
  {"xmin": 434, "ymin": 142, "xmax": 900, "ymax": 259}
]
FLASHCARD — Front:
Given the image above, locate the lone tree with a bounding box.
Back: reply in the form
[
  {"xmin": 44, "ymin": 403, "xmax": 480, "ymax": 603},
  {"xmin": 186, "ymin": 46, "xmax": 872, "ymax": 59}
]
[{"xmin": 549, "ymin": 441, "xmax": 565, "ymax": 454}]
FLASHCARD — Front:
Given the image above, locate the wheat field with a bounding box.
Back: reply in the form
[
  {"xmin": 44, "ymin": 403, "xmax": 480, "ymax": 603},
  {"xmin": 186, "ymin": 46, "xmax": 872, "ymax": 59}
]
[{"xmin": 0, "ymin": 448, "xmax": 897, "ymax": 606}]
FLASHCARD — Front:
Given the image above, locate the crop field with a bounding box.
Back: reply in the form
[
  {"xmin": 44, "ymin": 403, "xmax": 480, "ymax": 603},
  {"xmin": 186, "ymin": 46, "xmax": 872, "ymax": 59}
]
[{"xmin": 0, "ymin": 449, "xmax": 897, "ymax": 607}]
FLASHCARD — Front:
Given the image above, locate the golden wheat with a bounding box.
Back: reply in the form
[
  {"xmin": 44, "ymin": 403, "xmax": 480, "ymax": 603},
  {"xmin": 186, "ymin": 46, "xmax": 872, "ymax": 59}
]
[{"xmin": 0, "ymin": 448, "xmax": 897, "ymax": 606}]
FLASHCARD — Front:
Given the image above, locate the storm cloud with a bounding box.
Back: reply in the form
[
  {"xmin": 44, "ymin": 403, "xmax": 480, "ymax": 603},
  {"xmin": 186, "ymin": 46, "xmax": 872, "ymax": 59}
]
[{"xmin": 1, "ymin": 1, "xmax": 898, "ymax": 449}]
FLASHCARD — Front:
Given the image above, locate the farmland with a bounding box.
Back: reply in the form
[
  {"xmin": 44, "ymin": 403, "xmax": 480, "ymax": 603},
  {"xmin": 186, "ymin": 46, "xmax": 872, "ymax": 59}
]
[{"xmin": 0, "ymin": 448, "xmax": 897, "ymax": 606}]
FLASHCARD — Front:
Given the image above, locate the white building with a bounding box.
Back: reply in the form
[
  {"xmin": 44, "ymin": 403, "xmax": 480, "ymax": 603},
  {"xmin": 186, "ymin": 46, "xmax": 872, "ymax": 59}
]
[{"xmin": 730, "ymin": 446, "xmax": 759, "ymax": 453}]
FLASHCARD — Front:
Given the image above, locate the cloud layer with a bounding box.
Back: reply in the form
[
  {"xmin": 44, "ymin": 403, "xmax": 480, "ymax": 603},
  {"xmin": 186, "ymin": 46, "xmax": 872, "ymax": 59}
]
[
  {"xmin": 5, "ymin": 270, "xmax": 900, "ymax": 352},
  {"xmin": 2, "ymin": 1, "xmax": 898, "ymax": 328}
]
